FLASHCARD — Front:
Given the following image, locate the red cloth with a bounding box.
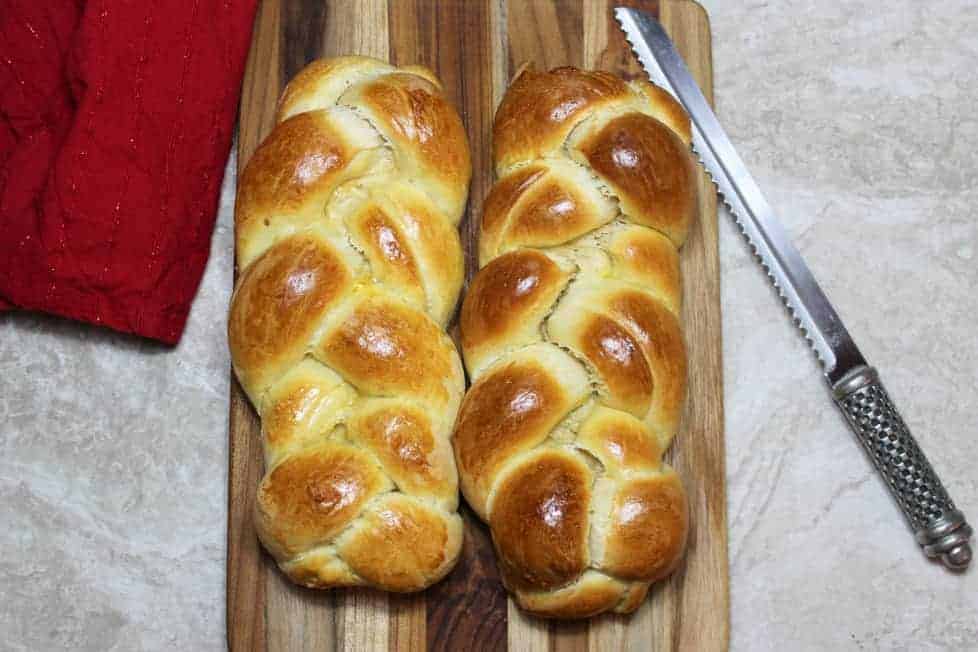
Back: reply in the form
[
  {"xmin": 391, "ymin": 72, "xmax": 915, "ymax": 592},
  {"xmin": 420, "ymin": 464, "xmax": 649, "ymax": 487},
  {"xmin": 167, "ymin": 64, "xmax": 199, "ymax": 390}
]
[{"xmin": 0, "ymin": 0, "xmax": 258, "ymax": 344}]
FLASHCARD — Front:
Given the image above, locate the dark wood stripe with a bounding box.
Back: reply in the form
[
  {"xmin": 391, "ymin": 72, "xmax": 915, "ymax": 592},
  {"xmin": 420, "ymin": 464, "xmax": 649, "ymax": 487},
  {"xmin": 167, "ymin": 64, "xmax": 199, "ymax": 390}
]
[
  {"xmin": 452, "ymin": 0, "xmax": 500, "ymax": 293},
  {"xmin": 227, "ymin": 381, "xmax": 267, "ymax": 652},
  {"xmin": 280, "ymin": 0, "xmax": 327, "ymax": 82},
  {"xmin": 594, "ymin": 0, "xmax": 660, "ymax": 79},
  {"xmin": 426, "ymin": 512, "xmax": 508, "ymax": 651},
  {"xmin": 389, "ymin": 1, "xmax": 510, "ymax": 649},
  {"xmin": 388, "ymin": 0, "xmax": 430, "ymax": 66},
  {"xmin": 550, "ymin": 621, "xmax": 589, "ymax": 652},
  {"xmin": 390, "ymin": 0, "xmax": 501, "ymax": 289}
]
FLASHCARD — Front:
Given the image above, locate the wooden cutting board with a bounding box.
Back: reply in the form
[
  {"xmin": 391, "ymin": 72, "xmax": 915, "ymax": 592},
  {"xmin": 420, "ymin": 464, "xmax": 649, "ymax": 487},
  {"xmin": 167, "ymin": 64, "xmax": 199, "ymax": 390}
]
[{"xmin": 227, "ymin": 1, "xmax": 727, "ymax": 649}]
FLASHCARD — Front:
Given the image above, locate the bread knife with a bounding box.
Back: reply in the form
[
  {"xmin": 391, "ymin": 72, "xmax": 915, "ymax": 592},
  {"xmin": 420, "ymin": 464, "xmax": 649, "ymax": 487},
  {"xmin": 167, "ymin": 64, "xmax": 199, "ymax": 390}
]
[{"xmin": 616, "ymin": 6, "xmax": 972, "ymax": 570}]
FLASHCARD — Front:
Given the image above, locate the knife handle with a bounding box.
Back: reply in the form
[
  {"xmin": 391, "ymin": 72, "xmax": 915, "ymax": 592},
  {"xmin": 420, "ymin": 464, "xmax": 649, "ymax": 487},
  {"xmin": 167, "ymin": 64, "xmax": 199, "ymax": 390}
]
[{"xmin": 832, "ymin": 366, "xmax": 972, "ymax": 570}]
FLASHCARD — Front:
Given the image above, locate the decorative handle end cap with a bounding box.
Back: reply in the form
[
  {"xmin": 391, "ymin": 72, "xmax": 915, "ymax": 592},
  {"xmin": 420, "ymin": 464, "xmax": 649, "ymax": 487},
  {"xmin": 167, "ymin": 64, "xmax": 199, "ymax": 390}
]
[
  {"xmin": 917, "ymin": 510, "xmax": 973, "ymax": 571},
  {"xmin": 942, "ymin": 543, "xmax": 972, "ymax": 571}
]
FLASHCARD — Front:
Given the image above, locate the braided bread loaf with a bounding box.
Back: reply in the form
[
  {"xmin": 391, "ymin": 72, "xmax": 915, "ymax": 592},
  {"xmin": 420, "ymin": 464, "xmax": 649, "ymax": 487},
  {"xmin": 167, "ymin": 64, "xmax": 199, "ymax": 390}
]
[
  {"xmin": 454, "ymin": 66, "xmax": 695, "ymax": 618},
  {"xmin": 228, "ymin": 56, "xmax": 470, "ymax": 592}
]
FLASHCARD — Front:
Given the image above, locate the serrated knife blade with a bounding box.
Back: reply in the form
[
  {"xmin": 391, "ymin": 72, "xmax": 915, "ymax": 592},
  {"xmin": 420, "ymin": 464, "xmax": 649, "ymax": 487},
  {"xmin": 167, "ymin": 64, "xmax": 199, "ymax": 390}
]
[{"xmin": 615, "ymin": 6, "xmax": 971, "ymax": 570}]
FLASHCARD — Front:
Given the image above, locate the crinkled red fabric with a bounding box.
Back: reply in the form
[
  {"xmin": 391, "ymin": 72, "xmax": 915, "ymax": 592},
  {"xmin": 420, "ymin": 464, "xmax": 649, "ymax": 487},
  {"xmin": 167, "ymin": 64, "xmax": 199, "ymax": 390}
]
[{"xmin": 0, "ymin": 0, "xmax": 257, "ymax": 344}]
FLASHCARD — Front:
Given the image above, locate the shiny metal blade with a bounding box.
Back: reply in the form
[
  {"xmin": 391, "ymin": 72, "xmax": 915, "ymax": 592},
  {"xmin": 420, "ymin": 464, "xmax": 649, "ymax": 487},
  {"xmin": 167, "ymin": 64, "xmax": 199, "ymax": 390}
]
[{"xmin": 616, "ymin": 7, "xmax": 865, "ymax": 384}]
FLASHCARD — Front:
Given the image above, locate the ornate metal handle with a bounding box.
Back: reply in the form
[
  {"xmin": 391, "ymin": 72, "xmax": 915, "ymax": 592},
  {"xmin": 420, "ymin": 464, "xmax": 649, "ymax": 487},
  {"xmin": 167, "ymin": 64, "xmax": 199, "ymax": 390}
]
[{"xmin": 831, "ymin": 366, "xmax": 972, "ymax": 570}]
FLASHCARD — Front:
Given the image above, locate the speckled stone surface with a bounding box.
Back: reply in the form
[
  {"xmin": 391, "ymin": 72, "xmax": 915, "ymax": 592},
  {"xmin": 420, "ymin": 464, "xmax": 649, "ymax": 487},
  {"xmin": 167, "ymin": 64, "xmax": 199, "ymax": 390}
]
[{"xmin": 1, "ymin": 1, "xmax": 976, "ymax": 650}]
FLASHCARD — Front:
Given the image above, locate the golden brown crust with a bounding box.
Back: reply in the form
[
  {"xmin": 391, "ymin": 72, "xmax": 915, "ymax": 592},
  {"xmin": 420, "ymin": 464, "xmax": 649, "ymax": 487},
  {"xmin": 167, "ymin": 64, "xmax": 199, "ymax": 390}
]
[
  {"xmin": 479, "ymin": 161, "xmax": 616, "ymax": 264},
  {"xmin": 479, "ymin": 165, "xmax": 546, "ymax": 262},
  {"xmin": 598, "ymin": 471, "xmax": 688, "ymax": 582},
  {"xmin": 548, "ymin": 285, "xmax": 687, "ymax": 443},
  {"xmin": 605, "ymin": 226, "xmax": 682, "ymax": 315},
  {"xmin": 229, "ymin": 56, "xmax": 469, "ymax": 593},
  {"xmin": 459, "ymin": 250, "xmax": 569, "ymax": 374},
  {"xmin": 228, "ymin": 235, "xmax": 352, "ymax": 402},
  {"xmin": 382, "ymin": 193, "xmax": 465, "ymax": 324},
  {"xmin": 493, "ymin": 67, "xmax": 632, "ymax": 174},
  {"xmin": 452, "ymin": 350, "xmax": 588, "ymax": 518},
  {"xmin": 234, "ymin": 109, "xmax": 386, "ymax": 269},
  {"xmin": 236, "ymin": 112, "xmax": 349, "ymax": 219},
  {"xmin": 456, "ymin": 66, "xmax": 694, "ymax": 617},
  {"xmin": 628, "ymin": 79, "xmax": 693, "ymax": 144},
  {"xmin": 259, "ymin": 360, "xmax": 356, "ymax": 465},
  {"xmin": 572, "ymin": 112, "xmax": 697, "ymax": 246},
  {"xmin": 352, "ymin": 207, "xmax": 423, "ymax": 302},
  {"xmin": 348, "ymin": 400, "xmax": 456, "ymax": 506},
  {"xmin": 513, "ymin": 572, "xmax": 626, "ymax": 619},
  {"xmin": 578, "ymin": 313, "xmax": 655, "ymax": 417},
  {"xmin": 316, "ymin": 297, "xmax": 462, "ymax": 412},
  {"xmin": 255, "ymin": 443, "xmax": 391, "ymax": 559},
  {"xmin": 343, "ymin": 72, "xmax": 471, "ymax": 220},
  {"xmin": 575, "ymin": 406, "xmax": 662, "ymax": 476},
  {"xmin": 489, "ymin": 450, "xmax": 592, "ymax": 592},
  {"xmin": 330, "ymin": 179, "xmax": 464, "ymax": 327},
  {"xmin": 275, "ymin": 56, "xmax": 395, "ymax": 122},
  {"xmin": 336, "ymin": 494, "xmax": 463, "ymax": 592},
  {"xmin": 279, "ymin": 549, "xmax": 361, "ymax": 589},
  {"xmin": 608, "ymin": 291, "xmax": 687, "ymax": 445}
]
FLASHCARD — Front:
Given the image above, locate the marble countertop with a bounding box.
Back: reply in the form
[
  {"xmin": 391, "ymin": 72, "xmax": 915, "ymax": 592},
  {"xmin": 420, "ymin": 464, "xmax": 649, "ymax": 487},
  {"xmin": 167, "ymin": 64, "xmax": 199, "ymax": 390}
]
[{"xmin": 2, "ymin": 1, "xmax": 976, "ymax": 649}]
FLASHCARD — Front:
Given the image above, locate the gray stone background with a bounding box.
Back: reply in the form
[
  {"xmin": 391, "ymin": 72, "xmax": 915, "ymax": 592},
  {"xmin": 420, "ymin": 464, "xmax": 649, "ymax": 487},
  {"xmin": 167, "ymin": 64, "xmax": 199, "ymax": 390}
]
[{"xmin": 1, "ymin": 1, "xmax": 976, "ymax": 649}]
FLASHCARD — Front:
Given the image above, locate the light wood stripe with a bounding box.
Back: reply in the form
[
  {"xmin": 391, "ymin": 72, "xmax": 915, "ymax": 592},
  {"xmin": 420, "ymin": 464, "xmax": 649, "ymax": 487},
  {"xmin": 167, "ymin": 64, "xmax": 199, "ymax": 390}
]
[
  {"xmin": 319, "ymin": 2, "xmax": 391, "ymax": 650},
  {"xmin": 336, "ymin": 589, "xmax": 389, "ymax": 652},
  {"xmin": 490, "ymin": 0, "xmax": 508, "ymax": 110}
]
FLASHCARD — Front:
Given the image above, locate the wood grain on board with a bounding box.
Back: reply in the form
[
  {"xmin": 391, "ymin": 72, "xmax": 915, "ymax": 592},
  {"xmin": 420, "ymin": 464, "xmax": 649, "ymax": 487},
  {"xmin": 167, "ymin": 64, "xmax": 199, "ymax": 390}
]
[{"xmin": 228, "ymin": 1, "xmax": 727, "ymax": 650}]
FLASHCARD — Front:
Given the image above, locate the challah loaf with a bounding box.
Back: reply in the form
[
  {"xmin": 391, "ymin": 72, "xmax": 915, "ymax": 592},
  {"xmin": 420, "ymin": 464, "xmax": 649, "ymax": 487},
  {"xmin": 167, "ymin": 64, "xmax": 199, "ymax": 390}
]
[
  {"xmin": 454, "ymin": 66, "xmax": 695, "ymax": 618},
  {"xmin": 229, "ymin": 56, "xmax": 470, "ymax": 592}
]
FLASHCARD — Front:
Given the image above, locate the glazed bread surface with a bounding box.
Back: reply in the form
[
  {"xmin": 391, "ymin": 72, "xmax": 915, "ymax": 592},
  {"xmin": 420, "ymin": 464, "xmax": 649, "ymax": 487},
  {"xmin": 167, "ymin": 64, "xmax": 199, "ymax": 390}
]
[
  {"xmin": 228, "ymin": 56, "xmax": 470, "ymax": 592},
  {"xmin": 455, "ymin": 66, "xmax": 695, "ymax": 618}
]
